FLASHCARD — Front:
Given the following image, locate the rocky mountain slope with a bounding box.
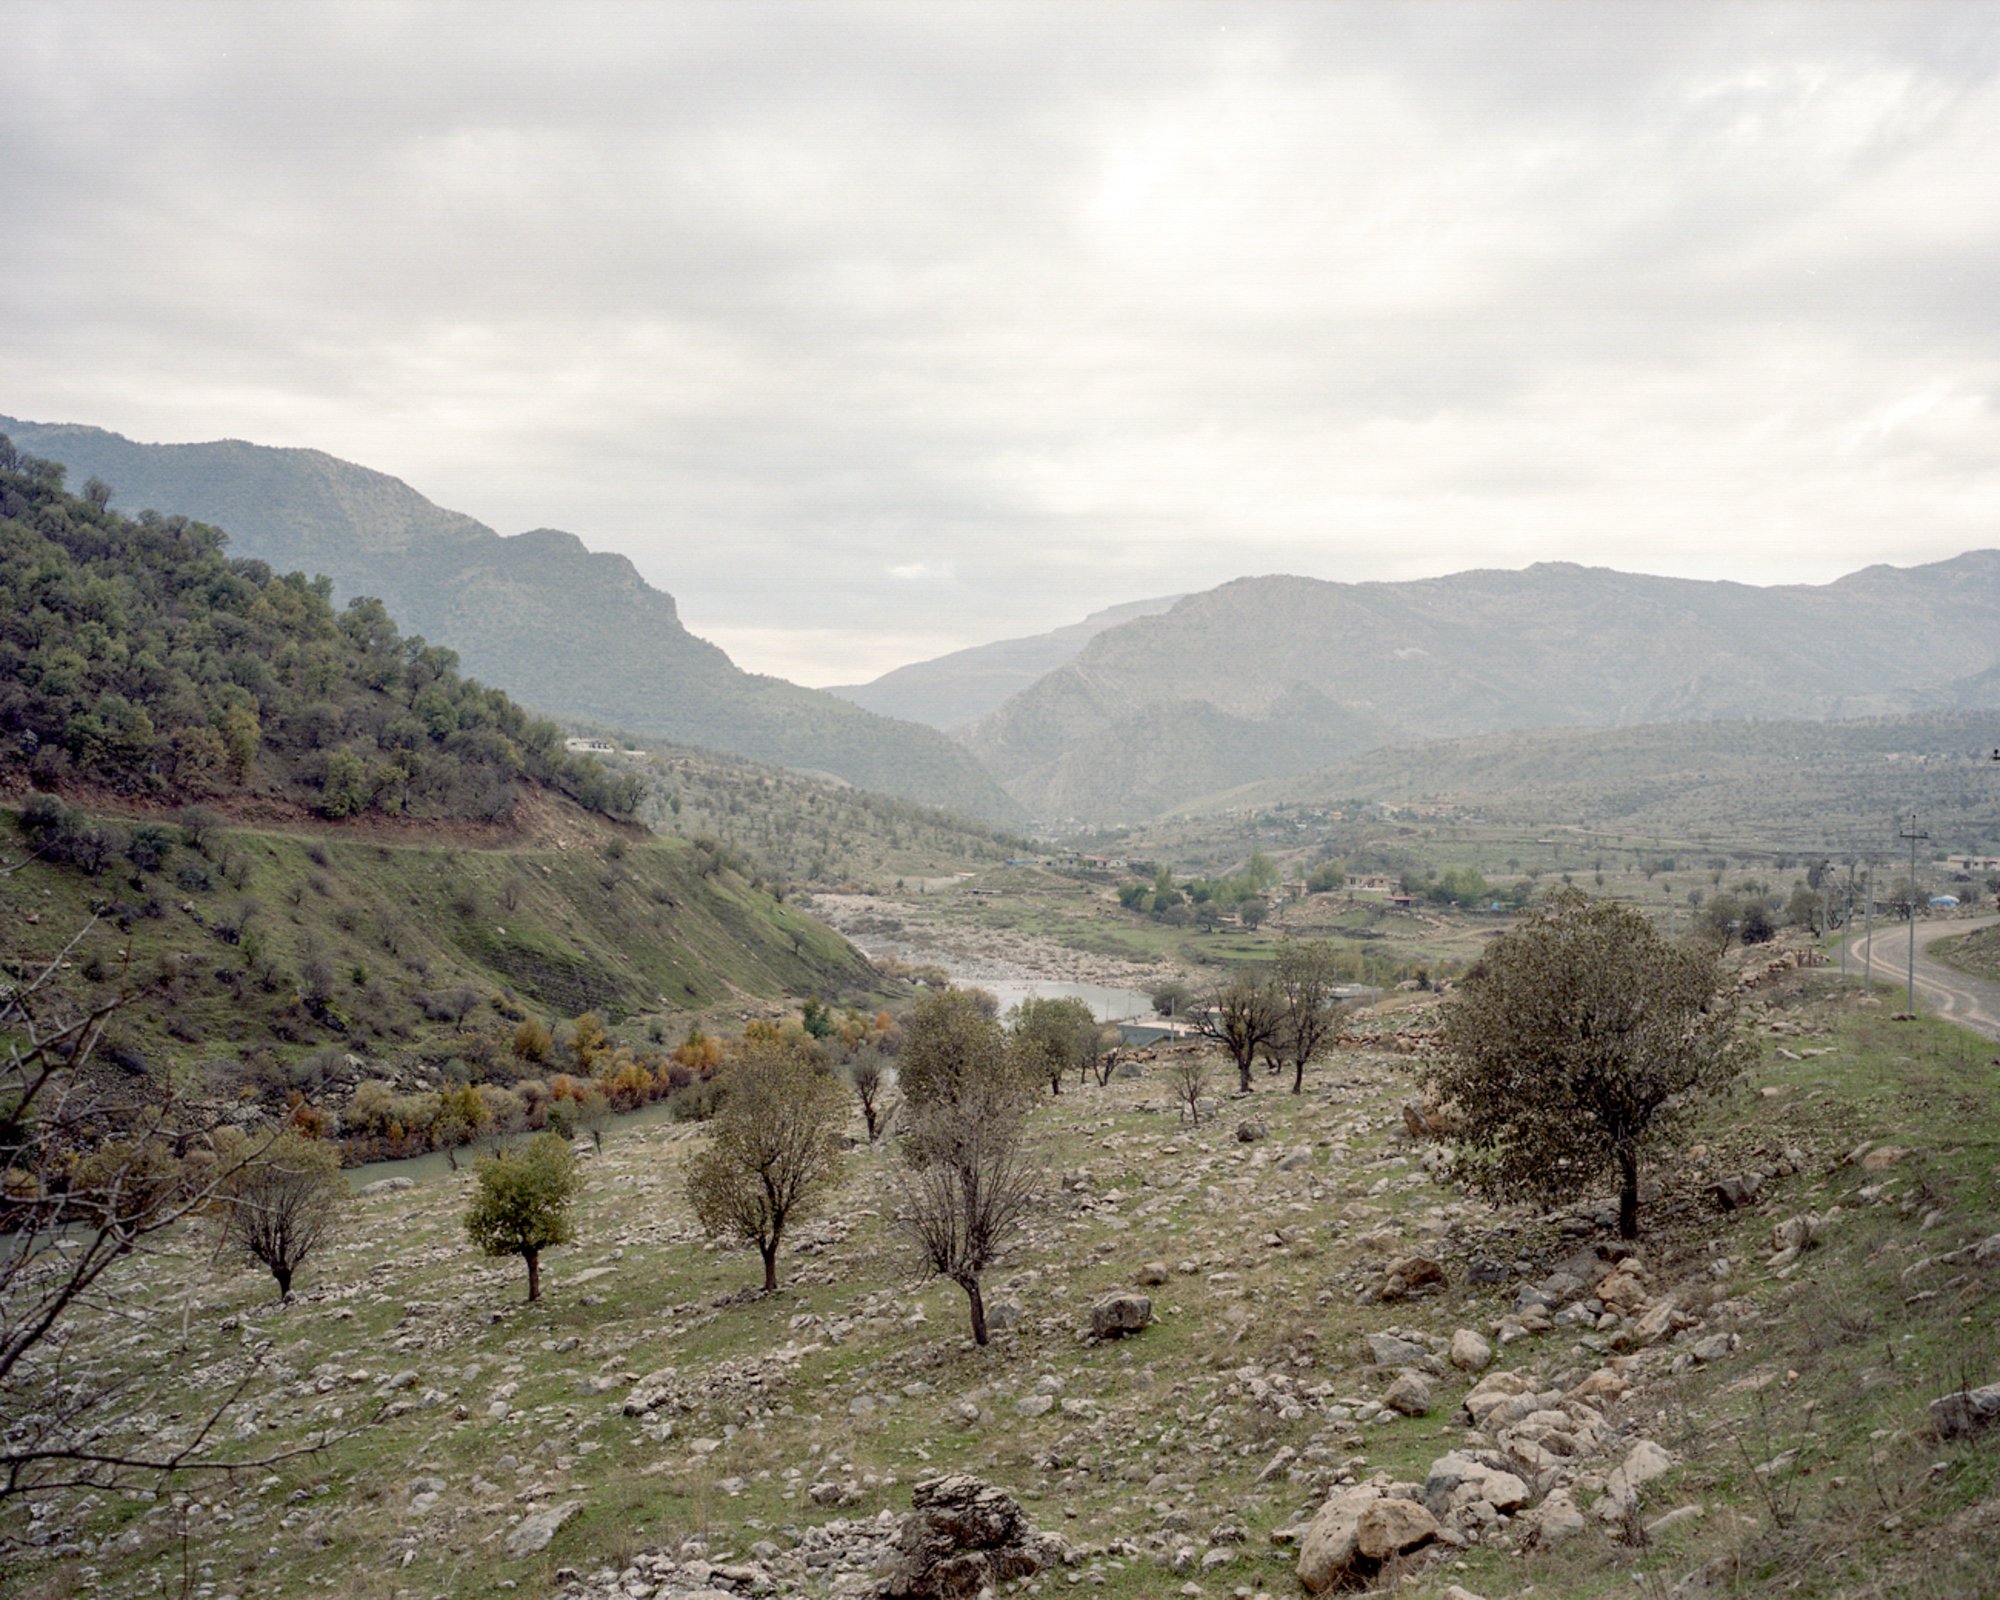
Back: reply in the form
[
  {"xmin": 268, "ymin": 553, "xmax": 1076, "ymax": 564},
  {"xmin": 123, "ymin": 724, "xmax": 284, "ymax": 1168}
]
[
  {"xmin": 15, "ymin": 965, "xmax": 1999, "ymax": 1599},
  {"xmin": 826, "ymin": 594, "xmax": 1181, "ymax": 731},
  {"xmin": 964, "ymin": 559, "xmax": 2000, "ymax": 822},
  {"xmin": 0, "ymin": 416, "xmax": 1021, "ymax": 825}
]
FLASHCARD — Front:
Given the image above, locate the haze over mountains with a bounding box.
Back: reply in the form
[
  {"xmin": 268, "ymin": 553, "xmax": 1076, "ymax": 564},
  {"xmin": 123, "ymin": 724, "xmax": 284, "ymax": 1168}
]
[
  {"xmin": 826, "ymin": 595, "xmax": 1182, "ymax": 730},
  {"xmin": 9, "ymin": 412, "xmax": 1998, "ymax": 833},
  {"xmin": 961, "ymin": 561, "xmax": 2000, "ymax": 821},
  {"xmin": 1, "ymin": 417, "xmax": 1021, "ymax": 825}
]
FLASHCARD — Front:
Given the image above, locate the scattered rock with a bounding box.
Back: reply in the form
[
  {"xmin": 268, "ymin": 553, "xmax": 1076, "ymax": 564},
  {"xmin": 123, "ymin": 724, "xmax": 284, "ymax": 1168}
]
[
  {"xmin": 1378, "ymin": 1255, "xmax": 1445, "ymax": 1301},
  {"xmin": 1383, "ymin": 1371, "xmax": 1433, "ymax": 1416},
  {"xmin": 504, "ymin": 1500, "xmax": 581, "ymax": 1558},
  {"xmin": 1708, "ymin": 1172, "xmax": 1763, "ymax": 1210},
  {"xmin": 1930, "ymin": 1384, "xmax": 2000, "ymax": 1439},
  {"xmin": 874, "ymin": 1475, "xmax": 1066, "ymax": 1599},
  {"xmin": 1596, "ymin": 1440, "xmax": 1673, "ymax": 1520},
  {"xmin": 356, "ymin": 1176, "xmax": 416, "ymax": 1196},
  {"xmin": 1354, "ymin": 1497, "xmax": 1438, "ymax": 1560},
  {"xmin": 1088, "ymin": 1294, "xmax": 1152, "ymax": 1338},
  {"xmin": 1449, "ymin": 1328, "xmax": 1492, "ymax": 1372},
  {"xmin": 1296, "ymin": 1486, "xmax": 1381, "ymax": 1593},
  {"xmin": 1365, "ymin": 1331, "xmax": 1430, "ymax": 1368},
  {"xmin": 1533, "ymin": 1488, "xmax": 1586, "ymax": 1545},
  {"xmin": 1423, "ymin": 1451, "xmax": 1529, "ymax": 1518}
]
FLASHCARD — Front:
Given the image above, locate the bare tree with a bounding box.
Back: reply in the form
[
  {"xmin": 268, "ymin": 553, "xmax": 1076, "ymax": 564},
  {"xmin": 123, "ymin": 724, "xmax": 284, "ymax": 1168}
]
[
  {"xmin": 1, "ymin": 916, "xmax": 329, "ymax": 1502},
  {"xmin": 1169, "ymin": 1051, "xmax": 1210, "ymax": 1126},
  {"xmin": 219, "ymin": 1131, "xmax": 348, "ymax": 1300},
  {"xmin": 1190, "ymin": 970, "xmax": 1282, "ymax": 1094},
  {"xmin": 686, "ymin": 1040, "xmax": 847, "ymax": 1292},
  {"xmin": 894, "ymin": 1092, "xmax": 1042, "ymax": 1345},
  {"xmin": 846, "ymin": 1046, "xmax": 889, "ymax": 1142},
  {"xmin": 1271, "ymin": 939, "xmax": 1347, "ymax": 1094}
]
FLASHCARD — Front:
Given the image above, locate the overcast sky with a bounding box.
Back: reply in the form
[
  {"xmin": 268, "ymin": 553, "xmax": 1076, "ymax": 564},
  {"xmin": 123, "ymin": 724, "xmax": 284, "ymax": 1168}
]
[{"xmin": 7, "ymin": 2, "xmax": 1999, "ymax": 685}]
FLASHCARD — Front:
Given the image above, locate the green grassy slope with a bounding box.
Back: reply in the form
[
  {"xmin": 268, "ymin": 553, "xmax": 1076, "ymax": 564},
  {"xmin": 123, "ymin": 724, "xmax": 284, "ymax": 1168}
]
[
  {"xmin": 1, "ymin": 805, "xmax": 880, "ymax": 1080},
  {"xmin": 13, "ymin": 968, "xmax": 2000, "ymax": 1599}
]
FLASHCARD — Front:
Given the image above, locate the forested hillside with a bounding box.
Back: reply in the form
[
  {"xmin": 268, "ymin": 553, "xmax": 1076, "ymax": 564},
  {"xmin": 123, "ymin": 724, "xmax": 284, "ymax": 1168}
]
[
  {"xmin": 0, "ymin": 416, "xmax": 1021, "ymax": 824},
  {"xmin": 0, "ymin": 437, "xmax": 638, "ymax": 824}
]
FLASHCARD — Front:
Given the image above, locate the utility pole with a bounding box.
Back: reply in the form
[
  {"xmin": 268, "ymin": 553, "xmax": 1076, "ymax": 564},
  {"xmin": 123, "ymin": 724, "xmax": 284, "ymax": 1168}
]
[
  {"xmin": 1900, "ymin": 811, "xmax": 1929, "ymax": 1015},
  {"xmin": 1862, "ymin": 862, "xmax": 1874, "ymax": 991}
]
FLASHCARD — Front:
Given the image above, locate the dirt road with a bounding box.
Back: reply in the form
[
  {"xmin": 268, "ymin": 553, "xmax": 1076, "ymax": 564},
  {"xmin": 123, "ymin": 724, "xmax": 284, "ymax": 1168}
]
[{"xmin": 1847, "ymin": 913, "xmax": 2000, "ymax": 1041}]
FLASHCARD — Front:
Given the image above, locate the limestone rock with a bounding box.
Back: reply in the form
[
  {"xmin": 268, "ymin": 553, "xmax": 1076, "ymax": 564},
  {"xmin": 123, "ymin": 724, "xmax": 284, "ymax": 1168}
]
[
  {"xmin": 1295, "ymin": 1486, "xmax": 1381, "ymax": 1594},
  {"xmin": 1533, "ymin": 1488, "xmax": 1586, "ymax": 1545},
  {"xmin": 1365, "ymin": 1331, "xmax": 1429, "ymax": 1367},
  {"xmin": 1383, "ymin": 1371, "xmax": 1433, "ymax": 1417},
  {"xmin": 1596, "ymin": 1439, "xmax": 1673, "ymax": 1520},
  {"xmin": 1708, "ymin": 1172, "xmax": 1763, "ymax": 1210},
  {"xmin": 1355, "ymin": 1497, "xmax": 1438, "ymax": 1560},
  {"xmin": 874, "ymin": 1475, "xmax": 1065, "ymax": 1600},
  {"xmin": 1378, "ymin": 1255, "xmax": 1446, "ymax": 1301},
  {"xmin": 1930, "ymin": 1383, "xmax": 2000, "ymax": 1439},
  {"xmin": 504, "ymin": 1499, "xmax": 581, "ymax": 1558},
  {"xmin": 1087, "ymin": 1293, "xmax": 1152, "ymax": 1338},
  {"xmin": 1423, "ymin": 1451, "xmax": 1529, "ymax": 1518},
  {"xmin": 1449, "ymin": 1328, "xmax": 1491, "ymax": 1372}
]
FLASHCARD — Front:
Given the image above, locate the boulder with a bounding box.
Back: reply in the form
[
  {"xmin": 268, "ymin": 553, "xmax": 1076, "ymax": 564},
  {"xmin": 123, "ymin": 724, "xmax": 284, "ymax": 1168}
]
[
  {"xmin": 1930, "ymin": 1383, "xmax": 2000, "ymax": 1440},
  {"xmin": 1135, "ymin": 1261, "xmax": 1171, "ymax": 1286},
  {"xmin": 1423, "ymin": 1451, "xmax": 1529, "ymax": 1518},
  {"xmin": 1861, "ymin": 1144, "xmax": 1909, "ymax": 1170},
  {"xmin": 504, "ymin": 1499, "xmax": 581, "ymax": 1558},
  {"xmin": 874, "ymin": 1475, "xmax": 1066, "ymax": 1599},
  {"xmin": 356, "ymin": 1176, "xmax": 416, "ymax": 1196},
  {"xmin": 1461, "ymin": 1369, "xmax": 1535, "ymax": 1426},
  {"xmin": 1532, "ymin": 1488, "xmax": 1586, "ymax": 1545},
  {"xmin": 1365, "ymin": 1331, "xmax": 1430, "ymax": 1367},
  {"xmin": 1449, "ymin": 1328, "xmax": 1492, "ymax": 1372},
  {"xmin": 1295, "ymin": 1486, "xmax": 1381, "ymax": 1593},
  {"xmin": 1596, "ymin": 1439, "xmax": 1673, "ymax": 1521},
  {"xmin": 1378, "ymin": 1255, "xmax": 1446, "ymax": 1300},
  {"xmin": 1236, "ymin": 1119, "xmax": 1269, "ymax": 1143},
  {"xmin": 1355, "ymin": 1497, "xmax": 1438, "ymax": 1560},
  {"xmin": 1087, "ymin": 1294, "xmax": 1152, "ymax": 1338},
  {"xmin": 1383, "ymin": 1371, "xmax": 1433, "ymax": 1417},
  {"xmin": 1708, "ymin": 1172, "xmax": 1763, "ymax": 1210}
]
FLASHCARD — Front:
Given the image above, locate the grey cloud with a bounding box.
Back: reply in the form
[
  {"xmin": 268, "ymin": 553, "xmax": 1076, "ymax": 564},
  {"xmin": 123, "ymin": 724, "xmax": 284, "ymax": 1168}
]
[{"xmin": 6, "ymin": 1, "xmax": 1999, "ymax": 681}]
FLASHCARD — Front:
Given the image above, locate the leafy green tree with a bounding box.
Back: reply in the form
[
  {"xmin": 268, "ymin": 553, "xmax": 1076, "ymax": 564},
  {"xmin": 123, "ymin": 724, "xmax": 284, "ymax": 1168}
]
[
  {"xmin": 1148, "ymin": 978, "xmax": 1194, "ymax": 1019},
  {"xmin": 221, "ymin": 1132, "xmax": 348, "ymax": 1300},
  {"xmin": 896, "ymin": 988, "xmax": 1018, "ymax": 1111},
  {"xmin": 1008, "ymin": 995, "xmax": 1099, "ymax": 1096},
  {"xmin": 684, "ymin": 1040, "xmax": 846, "ymax": 1291},
  {"xmin": 1424, "ymin": 890, "xmax": 1750, "ymax": 1239},
  {"xmin": 464, "ymin": 1133, "xmax": 581, "ymax": 1302}
]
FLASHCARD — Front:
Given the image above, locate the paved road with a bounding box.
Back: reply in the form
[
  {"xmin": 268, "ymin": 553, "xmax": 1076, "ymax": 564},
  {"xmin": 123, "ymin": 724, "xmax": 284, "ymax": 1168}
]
[{"xmin": 1846, "ymin": 912, "xmax": 2000, "ymax": 1041}]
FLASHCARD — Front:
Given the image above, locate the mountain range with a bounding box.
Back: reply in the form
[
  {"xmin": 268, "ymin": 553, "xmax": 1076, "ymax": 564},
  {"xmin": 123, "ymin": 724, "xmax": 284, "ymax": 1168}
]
[
  {"xmin": 825, "ymin": 594, "xmax": 1181, "ymax": 730},
  {"xmin": 0, "ymin": 416, "xmax": 1022, "ymax": 826},
  {"xmin": 960, "ymin": 559, "xmax": 2000, "ymax": 821}
]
